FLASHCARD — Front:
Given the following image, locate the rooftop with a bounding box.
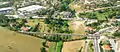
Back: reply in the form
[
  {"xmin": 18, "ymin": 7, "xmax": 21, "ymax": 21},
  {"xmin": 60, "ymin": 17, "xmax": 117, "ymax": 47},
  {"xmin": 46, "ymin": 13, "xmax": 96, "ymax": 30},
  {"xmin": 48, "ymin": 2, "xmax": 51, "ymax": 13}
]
[
  {"xmin": 0, "ymin": 7, "xmax": 12, "ymax": 11},
  {"xmin": 18, "ymin": 5, "xmax": 46, "ymax": 12},
  {"xmin": 103, "ymin": 45, "xmax": 111, "ymax": 50}
]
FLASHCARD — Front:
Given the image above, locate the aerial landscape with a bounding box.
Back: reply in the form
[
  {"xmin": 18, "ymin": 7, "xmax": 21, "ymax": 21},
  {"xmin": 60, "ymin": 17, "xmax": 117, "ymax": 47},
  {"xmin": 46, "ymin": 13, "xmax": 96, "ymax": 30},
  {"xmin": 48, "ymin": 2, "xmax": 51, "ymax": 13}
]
[{"xmin": 0, "ymin": 0, "xmax": 120, "ymax": 52}]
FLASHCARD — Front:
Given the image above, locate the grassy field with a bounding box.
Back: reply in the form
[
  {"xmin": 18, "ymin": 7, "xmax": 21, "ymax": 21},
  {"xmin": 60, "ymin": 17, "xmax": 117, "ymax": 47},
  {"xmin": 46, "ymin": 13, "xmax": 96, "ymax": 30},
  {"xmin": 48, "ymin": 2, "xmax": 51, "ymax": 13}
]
[
  {"xmin": 55, "ymin": 41, "xmax": 63, "ymax": 52},
  {"xmin": 0, "ymin": 27, "xmax": 43, "ymax": 52},
  {"xmin": 47, "ymin": 42, "xmax": 56, "ymax": 52}
]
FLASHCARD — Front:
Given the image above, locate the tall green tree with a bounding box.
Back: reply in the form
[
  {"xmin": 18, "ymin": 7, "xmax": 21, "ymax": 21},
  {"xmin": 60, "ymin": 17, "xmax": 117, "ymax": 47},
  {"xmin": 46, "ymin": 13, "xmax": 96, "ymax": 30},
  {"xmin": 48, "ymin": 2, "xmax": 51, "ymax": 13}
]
[{"xmin": 0, "ymin": 15, "xmax": 9, "ymax": 26}]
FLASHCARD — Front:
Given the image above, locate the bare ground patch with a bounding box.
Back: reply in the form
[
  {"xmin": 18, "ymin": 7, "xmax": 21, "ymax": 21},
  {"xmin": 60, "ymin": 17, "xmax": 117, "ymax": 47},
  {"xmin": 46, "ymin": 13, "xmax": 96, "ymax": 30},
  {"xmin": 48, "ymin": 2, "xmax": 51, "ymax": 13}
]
[
  {"xmin": 62, "ymin": 40, "xmax": 85, "ymax": 52},
  {"xmin": 69, "ymin": 21, "xmax": 86, "ymax": 34}
]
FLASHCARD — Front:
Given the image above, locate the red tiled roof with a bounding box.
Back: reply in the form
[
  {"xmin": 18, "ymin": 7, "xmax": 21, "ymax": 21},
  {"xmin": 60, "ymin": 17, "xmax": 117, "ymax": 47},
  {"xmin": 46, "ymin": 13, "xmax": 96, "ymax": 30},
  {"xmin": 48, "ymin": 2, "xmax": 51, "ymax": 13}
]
[
  {"xmin": 21, "ymin": 26, "xmax": 29, "ymax": 31},
  {"xmin": 103, "ymin": 45, "xmax": 111, "ymax": 50},
  {"xmin": 85, "ymin": 26, "xmax": 93, "ymax": 31}
]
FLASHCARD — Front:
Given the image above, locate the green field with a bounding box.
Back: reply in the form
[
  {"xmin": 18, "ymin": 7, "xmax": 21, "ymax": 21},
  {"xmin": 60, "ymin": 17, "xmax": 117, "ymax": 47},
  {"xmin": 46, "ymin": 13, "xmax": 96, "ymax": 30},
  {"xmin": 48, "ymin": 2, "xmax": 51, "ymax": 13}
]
[{"xmin": 55, "ymin": 41, "xmax": 63, "ymax": 52}]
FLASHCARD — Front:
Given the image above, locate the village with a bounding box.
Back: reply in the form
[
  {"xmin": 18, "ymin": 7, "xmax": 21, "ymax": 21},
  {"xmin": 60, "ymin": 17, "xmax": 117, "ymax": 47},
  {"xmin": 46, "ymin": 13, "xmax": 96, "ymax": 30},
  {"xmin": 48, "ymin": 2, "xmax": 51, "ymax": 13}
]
[{"xmin": 0, "ymin": 0, "xmax": 120, "ymax": 52}]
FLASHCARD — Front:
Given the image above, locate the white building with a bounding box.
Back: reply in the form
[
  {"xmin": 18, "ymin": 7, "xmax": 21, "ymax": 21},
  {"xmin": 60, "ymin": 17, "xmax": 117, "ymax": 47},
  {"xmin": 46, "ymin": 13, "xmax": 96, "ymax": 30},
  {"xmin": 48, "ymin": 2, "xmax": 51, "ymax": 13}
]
[
  {"xmin": 60, "ymin": 11, "xmax": 72, "ymax": 18},
  {"xmin": 17, "ymin": 5, "xmax": 46, "ymax": 16},
  {"xmin": 0, "ymin": 7, "xmax": 13, "ymax": 14}
]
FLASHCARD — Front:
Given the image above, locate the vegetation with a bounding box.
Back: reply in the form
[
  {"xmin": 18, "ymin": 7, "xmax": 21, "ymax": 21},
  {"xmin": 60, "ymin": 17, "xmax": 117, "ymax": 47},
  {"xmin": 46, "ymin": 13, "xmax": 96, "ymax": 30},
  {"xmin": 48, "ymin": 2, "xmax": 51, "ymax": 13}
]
[
  {"xmin": 98, "ymin": 2, "xmax": 114, "ymax": 7},
  {"xmin": 88, "ymin": 41, "xmax": 94, "ymax": 52},
  {"xmin": 0, "ymin": 0, "xmax": 119, "ymax": 52},
  {"xmin": 99, "ymin": 40, "xmax": 114, "ymax": 52},
  {"xmin": 113, "ymin": 31, "xmax": 120, "ymax": 38},
  {"xmin": 44, "ymin": 18, "xmax": 72, "ymax": 33},
  {"xmin": 48, "ymin": 42, "xmax": 56, "ymax": 52},
  {"xmin": 31, "ymin": 23, "xmax": 40, "ymax": 32},
  {"xmin": 0, "ymin": 3, "xmax": 12, "ymax": 8},
  {"xmin": 79, "ymin": 7, "xmax": 120, "ymax": 20},
  {"xmin": 43, "ymin": 35, "xmax": 71, "ymax": 42},
  {"xmin": 40, "ymin": 47, "xmax": 46, "ymax": 52},
  {"xmin": 0, "ymin": 14, "xmax": 9, "ymax": 27},
  {"xmin": 86, "ymin": 22, "xmax": 101, "ymax": 30},
  {"xmin": 55, "ymin": 41, "xmax": 63, "ymax": 52},
  {"xmin": 114, "ymin": 21, "xmax": 120, "ymax": 26},
  {"xmin": 0, "ymin": 0, "xmax": 10, "ymax": 2}
]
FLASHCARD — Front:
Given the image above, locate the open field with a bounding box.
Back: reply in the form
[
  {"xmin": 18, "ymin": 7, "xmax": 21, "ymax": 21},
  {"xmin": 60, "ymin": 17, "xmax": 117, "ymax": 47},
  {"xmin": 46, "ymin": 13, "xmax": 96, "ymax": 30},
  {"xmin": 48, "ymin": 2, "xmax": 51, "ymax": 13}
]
[
  {"xmin": 0, "ymin": 27, "xmax": 43, "ymax": 52},
  {"xmin": 69, "ymin": 3, "xmax": 85, "ymax": 13},
  {"xmin": 62, "ymin": 40, "xmax": 85, "ymax": 52},
  {"xmin": 69, "ymin": 21, "xmax": 86, "ymax": 34}
]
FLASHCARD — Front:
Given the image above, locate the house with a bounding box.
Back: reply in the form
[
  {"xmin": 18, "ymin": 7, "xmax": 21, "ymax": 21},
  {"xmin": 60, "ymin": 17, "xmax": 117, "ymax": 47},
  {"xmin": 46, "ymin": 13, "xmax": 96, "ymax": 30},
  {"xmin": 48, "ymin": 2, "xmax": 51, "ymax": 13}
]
[
  {"xmin": 60, "ymin": 11, "xmax": 72, "ymax": 18},
  {"xmin": 20, "ymin": 26, "xmax": 31, "ymax": 32},
  {"xmin": 85, "ymin": 26, "xmax": 94, "ymax": 31},
  {"xmin": 103, "ymin": 45, "xmax": 111, "ymax": 50},
  {"xmin": 17, "ymin": 5, "xmax": 46, "ymax": 16},
  {"xmin": 0, "ymin": 2, "xmax": 10, "ymax": 5},
  {"xmin": 0, "ymin": 7, "xmax": 13, "ymax": 14},
  {"xmin": 5, "ymin": 15, "xmax": 20, "ymax": 19}
]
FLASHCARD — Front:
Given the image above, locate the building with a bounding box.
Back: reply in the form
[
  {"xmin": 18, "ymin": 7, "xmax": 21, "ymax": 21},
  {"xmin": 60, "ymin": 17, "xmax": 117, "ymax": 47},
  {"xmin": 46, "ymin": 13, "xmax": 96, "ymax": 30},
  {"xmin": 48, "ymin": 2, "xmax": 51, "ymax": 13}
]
[
  {"xmin": 0, "ymin": 2, "xmax": 10, "ymax": 5},
  {"xmin": 0, "ymin": 7, "xmax": 13, "ymax": 14},
  {"xmin": 5, "ymin": 15, "xmax": 21, "ymax": 19},
  {"xmin": 60, "ymin": 11, "xmax": 72, "ymax": 18},
  {"xmin": 17, "ymin": 5, "xmax": 46, "ymax": 16},
  {"xmin": 103, "ymin": 45, "xmax": 111, "ymax": 50}
]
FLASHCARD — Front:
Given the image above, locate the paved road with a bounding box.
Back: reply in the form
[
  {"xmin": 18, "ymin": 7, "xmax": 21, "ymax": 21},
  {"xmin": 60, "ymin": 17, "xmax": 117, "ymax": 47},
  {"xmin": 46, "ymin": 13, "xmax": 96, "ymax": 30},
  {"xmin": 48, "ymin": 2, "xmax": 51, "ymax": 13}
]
[
  {"xmin": 19, "ymin": 26, "xmax": 118, "ymax": 52},
  {"xmin": 93, "ymin": 37, "xmax": 101, "ymax": 52},
  {"xmin": 92, "ymin": 26, "xmax": 118, "ymax": 52},
  {"xmin": 94, "ymin": 26, "xmax": 118, "ymax": 35}
]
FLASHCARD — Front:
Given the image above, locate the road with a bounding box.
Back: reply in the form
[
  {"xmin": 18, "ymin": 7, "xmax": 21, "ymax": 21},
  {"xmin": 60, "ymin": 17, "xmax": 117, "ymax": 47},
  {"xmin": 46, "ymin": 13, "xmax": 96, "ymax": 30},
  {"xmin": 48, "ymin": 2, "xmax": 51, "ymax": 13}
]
[
  {"xmin": 93, "ymin": 38, "xmax": 100, "ymax": 52},
  {"xmin": 93, "ymin": 37, "xmax": 100, "ymax": 52},
  {"xmin": 94, "ymin": 26, "xmax": 118, "ymax": 35},
  {"xmin": 19, "ymin": 26, "xmax": 118, "ymax": 52},
  {"xmin": 92, "ymin": 26, "xmax": 118, "ymax": 52}
]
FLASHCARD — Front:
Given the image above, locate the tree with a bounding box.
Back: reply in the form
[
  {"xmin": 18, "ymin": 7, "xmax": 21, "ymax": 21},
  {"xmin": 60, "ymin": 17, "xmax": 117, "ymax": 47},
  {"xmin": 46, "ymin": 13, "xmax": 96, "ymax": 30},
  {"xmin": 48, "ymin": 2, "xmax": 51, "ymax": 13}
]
[
  {"xmin": 115, "ymin": 21, "xmax": 120, "ymax": 26},
  {"xmin": 0, "ymin": 14, "xmax": 9, "ymax": 26},
  {"xmin": 113, "ymin": 31, "xmax": 120, "ymax": 38},
  {"xmin": 44, "ymin": 17, "xmax": 72, "ymax": 33},
  {"xmin": 40, "ymin": 47, "xmax": 46, "ymax": 52},
  {"xmin": 32, "ymin": 23, "xmax": 40, "ymax": 32},
  {"xmin": 87, "ymin": 13, "xmax": 97, "ymax": 19}
]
